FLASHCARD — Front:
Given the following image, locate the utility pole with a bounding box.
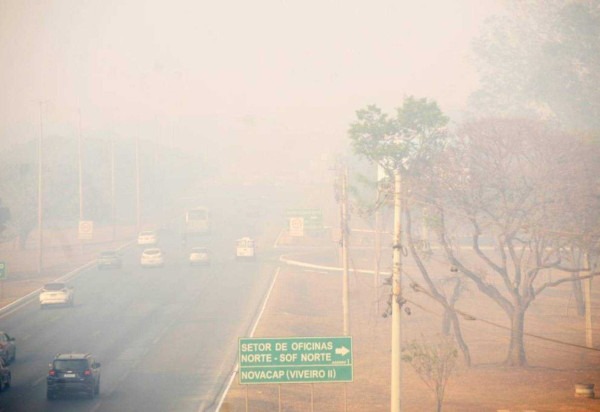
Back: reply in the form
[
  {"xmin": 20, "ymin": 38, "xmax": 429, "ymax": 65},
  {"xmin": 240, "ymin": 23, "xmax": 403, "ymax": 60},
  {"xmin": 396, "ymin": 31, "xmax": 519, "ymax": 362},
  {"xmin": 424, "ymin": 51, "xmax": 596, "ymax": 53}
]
[
  {"xmin": 37, "ymin": 101, "xmax": 46, "ymax": 274},
  {"xmin": 585, "ymin": 252, "xmax": 596, "ymax": 348},
  {"xmin": 135, "ymin": 137, "xmax": 141, "ymax": 232},
  {"xmin": 374, "ymin": 207, "xmax": 381, "ymax": 314},
  {"xmin": 78, "ymin": 109, "xmax": 84, "ymax": 222},
  {"xmin": 111, "ymin": 138, "xmax": 116, "ymax": 241},
  {"xmin": 341, "ymin": 166, "xmax": 350, "ymax": 336},
  {"xmin": 391, "ymin": 168, "xmax": 403, "ymax": 412}
]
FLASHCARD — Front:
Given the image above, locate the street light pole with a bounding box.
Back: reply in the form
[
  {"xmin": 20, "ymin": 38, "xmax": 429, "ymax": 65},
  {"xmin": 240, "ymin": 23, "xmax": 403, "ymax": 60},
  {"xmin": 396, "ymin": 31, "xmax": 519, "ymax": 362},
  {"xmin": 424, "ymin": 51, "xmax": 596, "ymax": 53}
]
[
  {"xmin": 111, "ymin": 138, "xmax": 116, "ymax": 241},
  {"xmin": 135, "ymin": 137, "xmax": 141, "ymax": 232},
  {"xmin": 341, "ymin": 166, "xmax": 350, "ymax": 336},
  {"xmin": 391, "ymin": 168, "xmax": 403, "ymax": 412},
  {"xmin": 78, "ymin": 109, "xmax": 84, "ymax": 222},
  {"xmin": 37, "ymin": 101, "xmax": 46, "ymax": 274}
]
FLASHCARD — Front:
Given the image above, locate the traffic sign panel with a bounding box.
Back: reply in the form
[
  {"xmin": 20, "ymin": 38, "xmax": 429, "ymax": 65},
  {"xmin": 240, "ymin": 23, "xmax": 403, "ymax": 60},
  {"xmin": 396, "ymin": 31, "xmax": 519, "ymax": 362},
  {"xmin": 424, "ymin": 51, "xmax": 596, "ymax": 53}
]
[
  {"xmin": 285, "ymin": 209, "xmax": 323, "ymax": 231},
  {"xmin": 239, "ymin": 336, "xmax": 353, "ymax": 384},
  {"xmin": 78, "ymin": 220, "xmax": 94, "ymax": 240},
  {"xmin": 289, "ymin": 217, "xmax": 304, "ymax": 237}
]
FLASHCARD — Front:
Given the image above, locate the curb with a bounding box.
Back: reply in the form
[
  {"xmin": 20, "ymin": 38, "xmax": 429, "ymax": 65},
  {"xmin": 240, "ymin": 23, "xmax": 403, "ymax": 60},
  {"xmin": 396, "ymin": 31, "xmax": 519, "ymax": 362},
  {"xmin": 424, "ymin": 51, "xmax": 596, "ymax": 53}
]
[
  {"xmin": 0, "ymin": 240, "xmax": 134, "ymax": 319},
  {"xmin": 279, "ymin": 253, "xmax": 391, "ymax": 276}
]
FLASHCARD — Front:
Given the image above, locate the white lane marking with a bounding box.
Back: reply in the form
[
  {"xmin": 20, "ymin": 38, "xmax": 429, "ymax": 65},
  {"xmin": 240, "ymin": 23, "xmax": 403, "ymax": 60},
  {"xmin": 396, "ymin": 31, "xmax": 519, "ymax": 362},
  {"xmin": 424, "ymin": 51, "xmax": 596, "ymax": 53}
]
[
  {"xmin": 212, "ymin": 266, "xmax": 280, "ymax": 412},
  {"xmin": 31, "ymin": 375, "xmax": 46, "ymax": 387}
]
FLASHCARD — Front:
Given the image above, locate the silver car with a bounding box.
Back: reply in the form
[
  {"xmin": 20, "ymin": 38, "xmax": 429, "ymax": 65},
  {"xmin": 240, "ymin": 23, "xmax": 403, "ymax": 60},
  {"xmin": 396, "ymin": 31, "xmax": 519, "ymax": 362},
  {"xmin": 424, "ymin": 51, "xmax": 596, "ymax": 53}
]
[
  {"xmin": 140, "ymin": 248, "xmax": 165, "ymax": 268},
  {"xmin": 189, "ymin": 247, "xmax": 211, "ymax": 266}
]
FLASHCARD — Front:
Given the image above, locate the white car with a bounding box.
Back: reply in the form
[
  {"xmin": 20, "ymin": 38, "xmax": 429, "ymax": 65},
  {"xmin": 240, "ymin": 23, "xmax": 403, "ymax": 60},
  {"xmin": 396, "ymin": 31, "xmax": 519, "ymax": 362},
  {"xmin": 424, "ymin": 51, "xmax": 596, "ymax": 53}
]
[
  {"xmin": 140, "ymin": 248, "xmax": 165, "ymax": 268},
  {"xmin": 137, "ymin": 230, "xmax": 158, "ymax": 246},
  {"xmin": 236, "ymin": 237, "xmax": 256, "ymax": 260},
  {"xmin": 39, "ymin": 282, "xmax": 74, "ymax": 308},
  {"xmin": 189, "ymin": 247, "xmax": 211, "ymax": 266}
]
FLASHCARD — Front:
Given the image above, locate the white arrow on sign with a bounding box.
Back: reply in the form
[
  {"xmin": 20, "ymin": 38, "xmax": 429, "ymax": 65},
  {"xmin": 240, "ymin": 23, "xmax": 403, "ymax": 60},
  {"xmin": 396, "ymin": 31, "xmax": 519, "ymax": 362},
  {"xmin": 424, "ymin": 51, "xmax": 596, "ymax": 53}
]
[{"xmin": 335, "ymin": 346, "xmax": 350, "ymax": 356}]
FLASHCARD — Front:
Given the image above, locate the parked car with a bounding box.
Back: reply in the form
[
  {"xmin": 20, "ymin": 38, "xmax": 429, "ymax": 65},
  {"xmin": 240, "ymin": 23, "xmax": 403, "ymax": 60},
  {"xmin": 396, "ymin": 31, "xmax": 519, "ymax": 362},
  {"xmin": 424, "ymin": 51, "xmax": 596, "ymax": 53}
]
[
  {"xmin": 47, "ymin": 353, "xmax": 101, "ymax": 400},
  {"xmin": 137, "ymin": 230, "xmax": 158, "ymax": 246},
  {"xmin": 96, "ymin": 250, "xmax": 123, "ymax": 270},
  {"xmin": 189, "ymin": 247, "xmax": 211, "ymax": 266},
  {"xmin": 0, "ymin": 332, "xmax": 16, "ymax": 364},
  {"xmin": 0, "ymin": 358, "xmax": 11, "ymax": 392},
  {"xmin": 39, "ymin": 282, "xmax": 74, "ymax": 309},
  {"xmin": 140, "ymin": 248, "xmax": 165, "ymax": 268}
]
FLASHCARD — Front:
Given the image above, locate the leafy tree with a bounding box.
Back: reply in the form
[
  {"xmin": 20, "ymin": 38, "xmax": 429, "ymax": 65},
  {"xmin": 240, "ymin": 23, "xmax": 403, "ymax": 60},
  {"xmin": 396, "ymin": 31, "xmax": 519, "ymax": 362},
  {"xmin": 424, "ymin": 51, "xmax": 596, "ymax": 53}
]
[
  {"xmin": 470, "ymin": 0, "xmax": 600, "ymax": 135},
  {"xmin": 0, "ymin": 155, "xmax": 38, "ymax": 248},
  {"xmin": 0, "ymin": 135, "xmax": 207, "ymax": 246},
  {"xmin": 0, "ymin": 199, "xmax": 10, "ymax": 237},
  {"xmin": 349, "ymin": 97, "xmax": 472, "ymax": 364},
  {"xmin": 402, "ymin": 334, "xmax": 458, "ymax": 412}
]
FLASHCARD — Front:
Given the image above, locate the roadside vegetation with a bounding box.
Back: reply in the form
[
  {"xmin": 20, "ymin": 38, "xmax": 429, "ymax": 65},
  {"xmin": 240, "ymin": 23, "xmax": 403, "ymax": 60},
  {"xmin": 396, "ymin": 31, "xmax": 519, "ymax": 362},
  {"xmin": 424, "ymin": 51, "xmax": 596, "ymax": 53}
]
[{"xmin": 347, "ymin": 0, "xmax": 600, "ymax": 369}]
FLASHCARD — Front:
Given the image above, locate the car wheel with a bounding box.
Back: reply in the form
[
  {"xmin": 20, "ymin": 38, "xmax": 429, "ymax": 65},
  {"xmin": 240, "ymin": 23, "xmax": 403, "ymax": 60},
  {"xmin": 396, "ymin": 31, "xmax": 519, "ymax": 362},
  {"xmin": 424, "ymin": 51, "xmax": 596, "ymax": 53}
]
[
  {"xmin": 5, "ymin": 374, "xmax": 10, "ymax": 388},
  {"xmin": 95, "ymin": 379, "xmax": 100, "ymax": 395},
  {"xmin": 88, "ymin": 387, "xmax": 95, "ymax": 399},
  {"xmin": 47, "ymin": 390, "xmax": 55, "ymax": 400}
]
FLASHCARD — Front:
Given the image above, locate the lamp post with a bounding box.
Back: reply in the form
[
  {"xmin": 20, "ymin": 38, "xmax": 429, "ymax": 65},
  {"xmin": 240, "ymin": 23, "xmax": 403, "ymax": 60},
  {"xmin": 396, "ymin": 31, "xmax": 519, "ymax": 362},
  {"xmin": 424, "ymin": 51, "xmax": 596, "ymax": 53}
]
[
  {"xmin": 37, "ymin": 101, "xmax": 46, "ymax": 274},
  {"xmin": 391, "ymin": 168, "xmax": 403, "ymax": 412}
]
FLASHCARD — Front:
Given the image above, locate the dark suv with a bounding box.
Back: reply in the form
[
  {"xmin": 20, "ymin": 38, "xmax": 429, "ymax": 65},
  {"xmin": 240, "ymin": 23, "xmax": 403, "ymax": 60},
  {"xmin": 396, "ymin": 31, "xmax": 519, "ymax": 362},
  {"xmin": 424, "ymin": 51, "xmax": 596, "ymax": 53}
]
[{"xmin": 47, "ymin": 353, "xmax": 101, "ymax": 400}]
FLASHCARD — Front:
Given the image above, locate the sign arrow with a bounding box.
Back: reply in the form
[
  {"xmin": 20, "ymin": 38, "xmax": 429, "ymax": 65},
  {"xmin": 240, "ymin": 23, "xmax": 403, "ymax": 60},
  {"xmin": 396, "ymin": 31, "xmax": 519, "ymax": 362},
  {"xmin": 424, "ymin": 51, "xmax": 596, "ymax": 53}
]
[{"xmin": 335, "ymin": 346, "xmax": 350, "ymax": 356}]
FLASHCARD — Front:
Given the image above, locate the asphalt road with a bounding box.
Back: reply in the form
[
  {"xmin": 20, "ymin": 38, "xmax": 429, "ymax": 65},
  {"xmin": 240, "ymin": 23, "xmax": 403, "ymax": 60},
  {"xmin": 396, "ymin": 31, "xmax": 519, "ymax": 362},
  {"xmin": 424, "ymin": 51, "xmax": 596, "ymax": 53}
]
[{"xmin": 0, "ymin": 196, "xmax": 283, "ymax": 412}]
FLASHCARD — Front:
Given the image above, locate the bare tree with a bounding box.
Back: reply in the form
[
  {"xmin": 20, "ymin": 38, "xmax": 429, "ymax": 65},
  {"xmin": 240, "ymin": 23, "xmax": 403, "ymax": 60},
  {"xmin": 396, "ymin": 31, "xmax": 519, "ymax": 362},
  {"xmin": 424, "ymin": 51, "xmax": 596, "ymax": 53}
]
[{"xmin": 430, "ymin": 117, "xmax": 600, "ymax": 366}]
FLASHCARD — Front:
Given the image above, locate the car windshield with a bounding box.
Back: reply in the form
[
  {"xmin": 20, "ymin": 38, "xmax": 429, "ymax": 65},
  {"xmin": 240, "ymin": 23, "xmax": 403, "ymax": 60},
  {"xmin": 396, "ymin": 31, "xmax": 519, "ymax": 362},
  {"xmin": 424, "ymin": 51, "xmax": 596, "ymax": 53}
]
[
  {"xmin": 139, "ymin": 231, "xmax": 155, "ymax": 237},
  {"xmin": 100, "ymin": 251, "xmax": 116, "ymax": 257},
  {"xmin": 53, "ymin": 359, "xmax": 88, "ymax": 372},
  {"xmin": 44, "ymin": 283, "xmax": 66, "ymax": 291},
  {"xmin": 191, "ymin": 248, "xmax": 207, "ymax": 253},
  {"xmin": 144, "ymin": 249, "xmax": 161, "ymax": 255}
]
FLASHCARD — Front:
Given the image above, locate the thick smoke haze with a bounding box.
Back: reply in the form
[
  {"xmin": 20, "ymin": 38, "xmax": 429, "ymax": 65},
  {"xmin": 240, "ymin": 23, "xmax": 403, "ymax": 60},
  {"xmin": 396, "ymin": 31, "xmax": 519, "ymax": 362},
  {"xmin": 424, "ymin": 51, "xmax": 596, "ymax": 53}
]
[{"xmin": 0, "ymin": 0, "xmax": 500, "ymax": 177}]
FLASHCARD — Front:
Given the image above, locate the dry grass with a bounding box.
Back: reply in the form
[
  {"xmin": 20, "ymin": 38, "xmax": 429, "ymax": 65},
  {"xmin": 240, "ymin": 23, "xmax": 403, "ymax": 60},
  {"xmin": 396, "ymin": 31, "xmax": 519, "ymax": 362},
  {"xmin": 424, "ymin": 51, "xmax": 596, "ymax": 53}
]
[{"xmin": 221, "ymin": 249, "xmax": 600, "ymax": 412}]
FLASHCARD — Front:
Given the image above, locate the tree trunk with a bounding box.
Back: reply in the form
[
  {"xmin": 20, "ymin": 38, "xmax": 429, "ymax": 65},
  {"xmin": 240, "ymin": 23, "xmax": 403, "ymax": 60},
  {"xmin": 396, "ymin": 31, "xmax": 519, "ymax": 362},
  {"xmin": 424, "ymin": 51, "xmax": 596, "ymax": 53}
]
[
  {"xmin": 572, "ymin": 274, "xmax": 585, "ymax": 316},
  {"xmin": 442, "ymin": 309, "xmax": 451, "ymax": 335},
  {"xmin": 450, "ymin": 310, "xmax": 471, "ymax": 367},
  {"xmin": 505, "ymin": 307, "xmax": 527, "ymax": 366}
]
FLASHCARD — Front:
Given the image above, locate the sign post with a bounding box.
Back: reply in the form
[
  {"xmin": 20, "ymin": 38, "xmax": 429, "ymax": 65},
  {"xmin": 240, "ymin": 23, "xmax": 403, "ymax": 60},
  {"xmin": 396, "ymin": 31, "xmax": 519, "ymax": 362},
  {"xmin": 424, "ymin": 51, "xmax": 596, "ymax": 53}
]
[
  {"xmin": 78, "ymin": 220, "xmax": 94, "ymax": 240},
  {"xmin": 0, "ymin": 262, "xmax": 5, "ymax": 304},
  {"xmin": 285, "ymin": 209, "xmax": 323, "ymax": 233},
  {"xmin": 238, "ymin": 336, "xmax": 353, "ymax": 384},
  {"xmin": 289, "ymin": 217, "xmax": 304, "ymax": 237}
]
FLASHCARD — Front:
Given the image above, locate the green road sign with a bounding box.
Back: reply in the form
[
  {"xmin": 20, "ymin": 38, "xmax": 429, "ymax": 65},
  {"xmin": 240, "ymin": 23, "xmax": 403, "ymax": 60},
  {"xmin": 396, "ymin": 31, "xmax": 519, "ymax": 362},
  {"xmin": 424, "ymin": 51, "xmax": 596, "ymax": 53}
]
[
  {"xmin": 239, "ymin": 336, "xmax": 353, "ymax": 384},
  {"xmin": 285, "ymin": 209, "xmax": 323, "ymax": 231},
  {"xmin": 0, "ymin": 262, "xmax": 6, "ymax": 280}
]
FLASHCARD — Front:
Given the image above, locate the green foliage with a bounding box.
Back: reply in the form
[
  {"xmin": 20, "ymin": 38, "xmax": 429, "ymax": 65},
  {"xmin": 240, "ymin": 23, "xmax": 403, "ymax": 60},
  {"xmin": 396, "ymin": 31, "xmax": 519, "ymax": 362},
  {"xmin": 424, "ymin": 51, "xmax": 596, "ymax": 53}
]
[
  {"xmin": 348, "ymin": 97, "xmax": 449, "ymax": 174},
  {"xmin": 471, "ymin": 0, "xmax": 600, "ymax": 135},
  {"xmin": 0, "ymin": 135, "xmax": 206, "ymax": 245},
  {"xmin": 402, "ymin": 335, "xmax": 458, "ymax": 412},
  {"xmin": 0, "ymin": 199, "xmax": 10, "ymax": 237}
]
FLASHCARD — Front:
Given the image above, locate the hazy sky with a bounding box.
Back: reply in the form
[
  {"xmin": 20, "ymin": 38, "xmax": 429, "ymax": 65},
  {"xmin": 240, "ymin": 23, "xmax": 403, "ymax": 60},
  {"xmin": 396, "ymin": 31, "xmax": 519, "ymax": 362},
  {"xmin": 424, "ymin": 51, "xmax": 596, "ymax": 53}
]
[{"xmin": 0, "ymin": 0, "xmax": 501, "ymax": 176}]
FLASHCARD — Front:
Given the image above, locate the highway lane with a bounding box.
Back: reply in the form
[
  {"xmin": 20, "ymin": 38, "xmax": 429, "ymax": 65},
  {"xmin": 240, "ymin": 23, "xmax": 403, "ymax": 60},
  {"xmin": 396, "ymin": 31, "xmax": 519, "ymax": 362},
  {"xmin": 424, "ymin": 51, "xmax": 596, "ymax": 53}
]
[{"xmin": 0, "ymin": 219, "xmax": 280, "ymax": 411}]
